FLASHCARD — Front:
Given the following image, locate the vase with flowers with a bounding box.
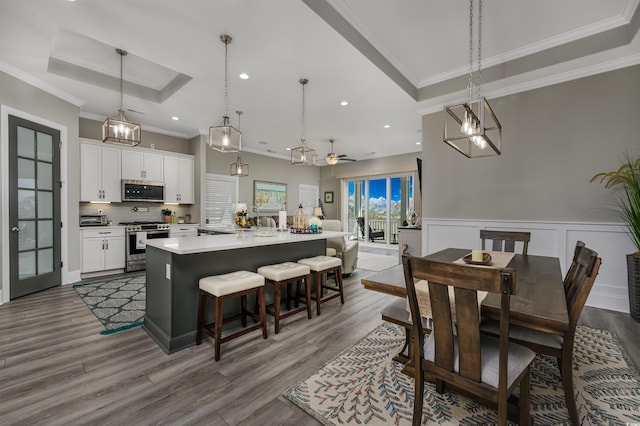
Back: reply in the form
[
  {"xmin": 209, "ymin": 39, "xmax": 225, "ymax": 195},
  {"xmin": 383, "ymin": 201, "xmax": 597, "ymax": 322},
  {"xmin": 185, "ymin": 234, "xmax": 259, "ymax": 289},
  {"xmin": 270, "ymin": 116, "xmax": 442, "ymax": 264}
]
[
  {"xmin": 309, "ymin": 216, "xmax": 322, "ymax": 233},
  {"xmin": 591, "ymin": 153, "xmax": 640, "ymax": 321}
]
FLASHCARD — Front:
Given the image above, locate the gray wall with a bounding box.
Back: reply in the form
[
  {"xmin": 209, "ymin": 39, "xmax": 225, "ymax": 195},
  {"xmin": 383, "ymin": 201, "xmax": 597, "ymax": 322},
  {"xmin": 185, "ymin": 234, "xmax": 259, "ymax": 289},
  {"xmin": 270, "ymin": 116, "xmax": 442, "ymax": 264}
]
[
  {"xmin": 80, "ymin": 117, "xmax": 192, "ymax": 155},
  {"xmin": 318, "ymin": 153, "xmax": 420, "ymax": 219},
  {"xmin": 0, "ymin": 71, "xmax": 81, "ymax": 273},
  {"xmin": 422, "ymin": 65, "xmax": 640, "ymax": 222},
  {"xmin": 206, "ymin": 149, "xmax": 321, "ymax": 215}
]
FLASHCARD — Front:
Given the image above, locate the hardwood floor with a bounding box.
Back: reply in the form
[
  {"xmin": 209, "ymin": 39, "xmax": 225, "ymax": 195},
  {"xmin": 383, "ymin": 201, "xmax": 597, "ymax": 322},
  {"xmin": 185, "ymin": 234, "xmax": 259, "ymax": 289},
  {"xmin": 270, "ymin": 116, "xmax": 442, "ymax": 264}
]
[{"xmin": 1, "ymin": 246, "xmax": 638, "ymax": 425}]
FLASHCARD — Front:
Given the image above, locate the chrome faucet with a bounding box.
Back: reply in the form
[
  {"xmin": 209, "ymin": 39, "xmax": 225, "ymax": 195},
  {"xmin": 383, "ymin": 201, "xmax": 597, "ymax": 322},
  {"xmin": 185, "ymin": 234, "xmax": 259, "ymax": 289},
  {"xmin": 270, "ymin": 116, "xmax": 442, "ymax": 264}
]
[{"xmin": 251, "ymin": 206, "xmax": 260, "ymax": 227}]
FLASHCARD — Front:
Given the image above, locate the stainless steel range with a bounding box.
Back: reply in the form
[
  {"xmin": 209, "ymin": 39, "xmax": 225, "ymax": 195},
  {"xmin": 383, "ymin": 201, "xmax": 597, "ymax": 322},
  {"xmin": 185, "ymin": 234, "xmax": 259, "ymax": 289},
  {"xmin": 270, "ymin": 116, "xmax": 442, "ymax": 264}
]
[{"xmin": 122, "ymin": 222, "xmax": 170, "ymax": 272}]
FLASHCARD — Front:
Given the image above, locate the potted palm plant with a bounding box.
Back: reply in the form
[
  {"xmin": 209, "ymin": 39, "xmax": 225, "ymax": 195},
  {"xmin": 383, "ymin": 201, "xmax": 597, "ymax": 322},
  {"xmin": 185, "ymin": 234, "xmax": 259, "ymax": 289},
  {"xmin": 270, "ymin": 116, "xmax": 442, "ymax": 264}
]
[{"xmin": 591, "ymin": 154, "xmax": 640, "ymax": 322}]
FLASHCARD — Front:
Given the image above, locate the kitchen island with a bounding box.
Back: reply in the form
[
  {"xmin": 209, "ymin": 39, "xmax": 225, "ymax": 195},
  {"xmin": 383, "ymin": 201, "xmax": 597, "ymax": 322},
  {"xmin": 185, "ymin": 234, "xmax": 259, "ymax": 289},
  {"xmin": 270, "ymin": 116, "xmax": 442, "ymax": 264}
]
[{"xmin": 144, "ymin": 230, "xmax": 348, "ymax": 353}]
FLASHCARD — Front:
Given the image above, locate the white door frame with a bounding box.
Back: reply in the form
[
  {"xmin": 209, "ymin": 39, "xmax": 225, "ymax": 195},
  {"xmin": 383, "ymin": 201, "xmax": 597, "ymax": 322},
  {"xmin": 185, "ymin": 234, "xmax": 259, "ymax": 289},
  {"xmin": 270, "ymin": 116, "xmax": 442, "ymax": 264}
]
[{"xmin": 1, "ymin": 105, "xmax": 69, "ymax": 304}]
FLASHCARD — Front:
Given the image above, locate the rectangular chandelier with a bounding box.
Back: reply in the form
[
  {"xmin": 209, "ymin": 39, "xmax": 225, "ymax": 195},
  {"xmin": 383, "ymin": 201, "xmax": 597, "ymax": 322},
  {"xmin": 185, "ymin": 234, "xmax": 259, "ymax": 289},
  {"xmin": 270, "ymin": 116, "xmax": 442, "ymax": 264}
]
[
  {"xmin": 290, "ymin": 143, "xmax": 315, "ymax": 166},
  {"xmin": 443, "ymin": 97, "xmax": 502, "ymax": 158},
  {"xmin": 102, "ymin": 111, "xmax": 141, "ymax": 147}
]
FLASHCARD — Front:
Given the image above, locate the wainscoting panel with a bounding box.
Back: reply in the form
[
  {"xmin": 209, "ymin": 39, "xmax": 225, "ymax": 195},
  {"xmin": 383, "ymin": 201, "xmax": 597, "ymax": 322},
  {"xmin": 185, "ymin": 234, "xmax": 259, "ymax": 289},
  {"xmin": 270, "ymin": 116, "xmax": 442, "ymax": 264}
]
[{"xmin": 422, "ymin": 218, "xmax": 636, "ymax": 314}]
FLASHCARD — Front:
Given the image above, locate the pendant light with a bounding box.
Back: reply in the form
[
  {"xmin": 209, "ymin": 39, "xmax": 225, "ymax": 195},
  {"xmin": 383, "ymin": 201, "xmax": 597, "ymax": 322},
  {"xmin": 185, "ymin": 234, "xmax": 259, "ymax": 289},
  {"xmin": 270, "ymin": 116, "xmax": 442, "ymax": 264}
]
[
  {"xmin": 290, "ymin": 78, "xmax": 316, "ymax": 166},
  {"xmin": 208, "ymin": 34, "xmax": 241, "ymax": 152},
  {"xmin": 443, "ymin": 0, "xmax": 501, "ymax": 158},
  {"xmin": 230, "ymin": 110, "xmax": 249, "ymax": 177},
  {"xmin": 102, "ymin": 48, "xmax": 141, "ymax": 146}
]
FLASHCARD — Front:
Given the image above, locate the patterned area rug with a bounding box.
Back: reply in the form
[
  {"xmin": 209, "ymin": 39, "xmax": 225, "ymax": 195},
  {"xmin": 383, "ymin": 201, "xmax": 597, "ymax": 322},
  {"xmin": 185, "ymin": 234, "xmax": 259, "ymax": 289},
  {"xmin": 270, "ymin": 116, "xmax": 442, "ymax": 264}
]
[
  {"xmin": 73, "ymin": 274, "xmax": 145, "ymax": 335},
  {"xmin": 284, "ymin": 323, "xmax": 640, "ymax": 425},
  {"xmin": 357, "ymin": 252, "xmax": 399, "ymax": 272}
]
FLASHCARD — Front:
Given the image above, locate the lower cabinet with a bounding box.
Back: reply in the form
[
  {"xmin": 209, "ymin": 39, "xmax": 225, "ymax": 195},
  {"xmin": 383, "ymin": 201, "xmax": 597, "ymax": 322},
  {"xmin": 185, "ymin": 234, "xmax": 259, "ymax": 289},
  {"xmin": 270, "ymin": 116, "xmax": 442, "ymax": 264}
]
[
  {"xmin": 169, "ymin": 224, "xmax": 198, "ymax": 238},
  {"xmin": 398, "ymin": 227, "xmax": 422, "ymax": 262},
  {"xmin": 81, "ymin": 228, "xmax": 126, "ymax": 274}
]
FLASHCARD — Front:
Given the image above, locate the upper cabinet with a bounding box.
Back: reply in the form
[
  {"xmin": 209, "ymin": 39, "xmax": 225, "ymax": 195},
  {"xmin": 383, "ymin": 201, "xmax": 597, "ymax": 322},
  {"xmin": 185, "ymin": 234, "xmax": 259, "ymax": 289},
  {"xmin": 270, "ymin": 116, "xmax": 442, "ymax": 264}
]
[
  {"xmin": 121, "ymin": 149, "xmax": 164, "ymax": 182},
  {"xmin": 164, "ymin": 155, "xmax": 194, "ymax": 204},
  {"xmin": 80, "ymin": 142, "xmax": 121, "ymax": 202},
  {"xmin": 79, "ymin": 139, "xmax": 195, "ymax": 205}
]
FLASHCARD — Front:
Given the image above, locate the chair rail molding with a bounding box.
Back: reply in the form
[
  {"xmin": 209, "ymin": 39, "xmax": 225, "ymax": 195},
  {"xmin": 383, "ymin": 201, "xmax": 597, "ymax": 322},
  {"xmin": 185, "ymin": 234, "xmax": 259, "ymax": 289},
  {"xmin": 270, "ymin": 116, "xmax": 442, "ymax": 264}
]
[{"xmin": 422, "ymin": 218, "xmax": 635, "ymax": 314}]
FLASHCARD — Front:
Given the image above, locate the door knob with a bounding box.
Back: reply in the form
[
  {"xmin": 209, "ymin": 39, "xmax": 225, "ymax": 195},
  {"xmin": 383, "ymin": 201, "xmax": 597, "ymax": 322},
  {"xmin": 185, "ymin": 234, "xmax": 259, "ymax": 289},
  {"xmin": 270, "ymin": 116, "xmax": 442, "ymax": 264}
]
[{"xmin": 11, "ymin": 227, "xmax": 21, "ymax": 232}]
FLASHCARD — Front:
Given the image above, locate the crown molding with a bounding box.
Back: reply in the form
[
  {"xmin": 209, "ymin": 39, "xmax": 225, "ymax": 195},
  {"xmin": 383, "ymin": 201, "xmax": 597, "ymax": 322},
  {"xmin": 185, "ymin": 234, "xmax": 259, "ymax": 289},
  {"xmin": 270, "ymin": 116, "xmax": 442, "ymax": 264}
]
[
  {"xmin": 0, "ymin": 61, "xmax": 85, "ymax": 107},
  {"xmin": 418, "ymin": 14, "xmax": 633, "ymax": 88},
  {"xmin": 416, "ymin": 52, "xmax": 640, "ymax": 115},
  {"xmin": 80, "ymin": 111, "xmax": 195, "ymax": 139}
]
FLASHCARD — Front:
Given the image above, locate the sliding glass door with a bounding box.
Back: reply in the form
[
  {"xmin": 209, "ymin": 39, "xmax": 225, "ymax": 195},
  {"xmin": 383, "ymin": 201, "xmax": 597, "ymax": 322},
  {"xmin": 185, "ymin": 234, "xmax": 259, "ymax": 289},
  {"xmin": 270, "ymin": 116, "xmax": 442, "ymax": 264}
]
[{"xmin": 345, "ymin": 173, "xmax": 415, "ymax": 246}]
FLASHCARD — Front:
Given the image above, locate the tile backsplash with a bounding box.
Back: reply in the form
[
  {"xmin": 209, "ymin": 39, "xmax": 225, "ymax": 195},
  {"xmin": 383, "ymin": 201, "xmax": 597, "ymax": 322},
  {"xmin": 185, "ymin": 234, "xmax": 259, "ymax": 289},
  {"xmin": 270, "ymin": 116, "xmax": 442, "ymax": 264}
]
[{"xmin": 79, "ymin": 202, "xmax": 194, "ymax": 225}]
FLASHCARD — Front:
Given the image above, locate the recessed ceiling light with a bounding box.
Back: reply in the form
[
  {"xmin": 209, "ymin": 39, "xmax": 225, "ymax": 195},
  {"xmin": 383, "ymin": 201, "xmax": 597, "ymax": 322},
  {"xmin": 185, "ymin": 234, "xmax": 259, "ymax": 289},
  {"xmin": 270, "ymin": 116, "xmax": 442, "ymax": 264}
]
[
  {"xmin": 286, "ymin": 147, "xmax": 291, "ymax": 151},
  {"xmin": 267, "ymin": 149, "xmax": 277, "ymax": 154},
  {"xmin": 171, "ymin": 116, "xmax": 180, "ymax": 121},
  {"xmin": 340, "ymin": 101, "xmax": 349, "ymax": 106},
  {"xmin": 383, "ymin": 125, "xmax": 391, "ymax": 129},
  {"xmin": 416, "ymin": 141, "xmax": 421, "ymax": 145},
  {"xmin": 239, "ymin": 73, "xmax": 249, "ymax": 80}
]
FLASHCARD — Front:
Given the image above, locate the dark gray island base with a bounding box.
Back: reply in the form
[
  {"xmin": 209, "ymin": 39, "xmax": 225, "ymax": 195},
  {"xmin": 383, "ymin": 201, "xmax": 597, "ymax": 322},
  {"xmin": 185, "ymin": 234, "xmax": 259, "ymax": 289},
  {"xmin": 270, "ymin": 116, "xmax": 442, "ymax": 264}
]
[{"xmin": 144, "ymin": 239, "xmax": 325, "ymax": 353}]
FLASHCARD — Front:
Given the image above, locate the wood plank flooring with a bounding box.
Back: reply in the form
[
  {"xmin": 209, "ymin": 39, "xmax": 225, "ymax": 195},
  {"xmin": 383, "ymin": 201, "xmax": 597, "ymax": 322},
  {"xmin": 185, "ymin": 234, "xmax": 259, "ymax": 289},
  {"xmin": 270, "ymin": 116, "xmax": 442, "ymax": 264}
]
[{"xmin": 1, "ymin": 245, "xmax": 638, "ymax": 425}]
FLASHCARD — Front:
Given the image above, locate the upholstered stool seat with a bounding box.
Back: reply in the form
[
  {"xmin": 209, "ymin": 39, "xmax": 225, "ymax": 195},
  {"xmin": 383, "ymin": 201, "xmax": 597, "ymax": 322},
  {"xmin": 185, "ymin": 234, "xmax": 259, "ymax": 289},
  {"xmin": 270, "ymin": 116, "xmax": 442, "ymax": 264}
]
[
  {"xmin": 297, "ymin": 255, "xmax": 344, "ymax": 315},
  {"xmin": 257, "ymin": 262, "xmax": 312, "ymax": 333},
  {"xmin": 196, "ymin": 270, "xmax": 268, "ymax": 361}
]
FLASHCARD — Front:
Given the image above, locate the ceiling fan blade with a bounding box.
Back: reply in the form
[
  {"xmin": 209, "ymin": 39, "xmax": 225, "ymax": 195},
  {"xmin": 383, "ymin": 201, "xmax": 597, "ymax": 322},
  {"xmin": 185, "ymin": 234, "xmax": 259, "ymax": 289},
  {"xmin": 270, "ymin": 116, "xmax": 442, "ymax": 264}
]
[
  {"xmin": 340, "ymin": 158, "xmax": 356, "ymax": 162},
  {"xmin": 337, "ymin": 154, "xmax": 348, "ymax": 158}
]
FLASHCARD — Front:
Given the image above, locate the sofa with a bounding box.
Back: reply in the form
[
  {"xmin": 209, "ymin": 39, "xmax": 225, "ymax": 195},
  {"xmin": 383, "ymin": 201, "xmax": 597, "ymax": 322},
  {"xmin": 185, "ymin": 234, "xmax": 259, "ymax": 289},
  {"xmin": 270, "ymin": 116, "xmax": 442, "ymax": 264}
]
[{"xmin": 322, "ymin": 219, "xmax": 359, "ymax": 275}]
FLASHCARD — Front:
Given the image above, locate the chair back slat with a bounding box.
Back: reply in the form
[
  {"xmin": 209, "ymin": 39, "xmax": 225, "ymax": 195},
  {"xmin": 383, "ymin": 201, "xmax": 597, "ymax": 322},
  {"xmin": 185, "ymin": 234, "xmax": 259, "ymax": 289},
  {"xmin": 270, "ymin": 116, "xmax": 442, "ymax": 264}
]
[
  {"xmin": 481, "ymin": 230, "xmax": 531, "ymax": 255},
  {"xmin": 454, "ymin": 287, "xmax": 482, "ymax": 381},
  {"xmin": 428, "ymin": 282, "xmax": 455, "ymax": 372},
  {"xmin": 564, "ymin": 241, "xmax": 586, "ymax": 293}
]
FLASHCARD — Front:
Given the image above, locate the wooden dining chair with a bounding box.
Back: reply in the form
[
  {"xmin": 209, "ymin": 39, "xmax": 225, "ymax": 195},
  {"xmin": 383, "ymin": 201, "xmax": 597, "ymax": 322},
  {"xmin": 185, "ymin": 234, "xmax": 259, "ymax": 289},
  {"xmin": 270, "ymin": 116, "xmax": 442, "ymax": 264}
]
[
  {"xmin": 480, "ymin": 244, "xmax": 601, "ymax": 426},
  {"xmin": 403, "ymin": 255, "xmax": 535, "ymax": 426},
  {"xmin": 480, "ymin": 230, "xmax": 531, "ymax": 254}
]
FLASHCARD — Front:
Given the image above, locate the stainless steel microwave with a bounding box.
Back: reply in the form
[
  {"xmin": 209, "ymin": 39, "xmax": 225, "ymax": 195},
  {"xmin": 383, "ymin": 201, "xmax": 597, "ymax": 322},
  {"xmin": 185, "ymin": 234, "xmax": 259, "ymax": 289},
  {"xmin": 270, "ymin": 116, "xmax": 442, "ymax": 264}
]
[{"xmin": 121, "ymin": 179, "xmax": 165, "ymax": 202}]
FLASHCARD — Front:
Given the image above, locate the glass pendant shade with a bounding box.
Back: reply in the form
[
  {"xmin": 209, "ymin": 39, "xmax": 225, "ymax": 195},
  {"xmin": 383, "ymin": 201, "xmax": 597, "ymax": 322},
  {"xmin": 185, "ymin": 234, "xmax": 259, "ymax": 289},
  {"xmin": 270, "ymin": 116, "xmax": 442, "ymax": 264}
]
[
  {"xmin": 209, "ymin": 115, "xmax": 241, "ymax": 152},
  {"xmin": 103, "ymin": 48, "xmax": 141, "ymax": 147},
  {"xmin": 443, "ymin": 96, "xmax": 502, "ymax": 158},
  {"xmin": 230, "ymin": 155, "xmax": 249, "ymax": 176},
  {"xmin": 102, "ymin": 110, "xmax": 141, "ymax": 146}
]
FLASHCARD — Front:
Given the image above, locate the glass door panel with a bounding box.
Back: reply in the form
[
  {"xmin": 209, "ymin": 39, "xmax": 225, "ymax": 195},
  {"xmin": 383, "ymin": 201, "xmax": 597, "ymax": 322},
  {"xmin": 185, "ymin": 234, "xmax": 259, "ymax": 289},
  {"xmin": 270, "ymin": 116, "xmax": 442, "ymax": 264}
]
[
  {"xmin": 347, "ymin": 180, "xmax": 364, "ymax": 241},
  {"xmin": 367, "ymin": 178, "xmax": 387, "ymax": 243}
]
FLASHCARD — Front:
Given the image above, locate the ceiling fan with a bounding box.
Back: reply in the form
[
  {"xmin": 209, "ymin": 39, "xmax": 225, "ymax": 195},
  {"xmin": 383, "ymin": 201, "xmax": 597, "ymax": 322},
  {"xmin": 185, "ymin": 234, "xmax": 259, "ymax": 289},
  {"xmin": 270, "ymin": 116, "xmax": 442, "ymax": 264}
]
[{"xmin": 325, "ymin": 139, "xmax": 356, "ymax": 165}]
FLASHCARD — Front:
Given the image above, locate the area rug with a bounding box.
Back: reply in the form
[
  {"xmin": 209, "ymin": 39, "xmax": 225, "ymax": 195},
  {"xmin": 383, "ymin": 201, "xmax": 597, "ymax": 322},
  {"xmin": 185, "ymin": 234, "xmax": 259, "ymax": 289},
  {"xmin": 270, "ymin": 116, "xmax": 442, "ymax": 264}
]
[
  {"xmin": 358, "ymin": 252, "xmax": 399, "ymax": 272},
  {"xmin": 73, "ymin": 274, "xmax": 145, "ymax": 335},
  {"xmin": 284, "ymin": 323, "xmax": 640, "ymax": 425}
]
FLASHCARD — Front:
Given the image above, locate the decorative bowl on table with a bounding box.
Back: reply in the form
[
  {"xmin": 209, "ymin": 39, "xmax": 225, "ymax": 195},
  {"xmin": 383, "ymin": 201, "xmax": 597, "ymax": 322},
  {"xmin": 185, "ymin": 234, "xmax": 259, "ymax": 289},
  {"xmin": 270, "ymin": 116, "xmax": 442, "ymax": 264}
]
[{"xmin": 463, "ymin": 252, "xmax": 492, "ymax": 265}]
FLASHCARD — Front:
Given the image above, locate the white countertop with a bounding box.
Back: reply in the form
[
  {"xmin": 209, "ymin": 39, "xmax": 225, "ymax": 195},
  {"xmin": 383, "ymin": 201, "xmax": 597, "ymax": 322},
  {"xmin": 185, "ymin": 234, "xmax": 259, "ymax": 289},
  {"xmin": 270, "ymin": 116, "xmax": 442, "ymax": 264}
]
[{"xmin": 145, "ymin": 230, "xmax": 349, "ymax": 255}]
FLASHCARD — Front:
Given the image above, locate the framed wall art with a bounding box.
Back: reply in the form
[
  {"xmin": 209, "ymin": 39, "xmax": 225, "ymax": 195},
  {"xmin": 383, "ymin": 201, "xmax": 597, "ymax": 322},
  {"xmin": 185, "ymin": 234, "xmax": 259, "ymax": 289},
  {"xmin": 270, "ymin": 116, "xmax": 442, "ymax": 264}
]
[
  {"xmin": 254, "ymin": 180, "xmax": 287, "ymax": 211},
  {"xmin": 324, "ymin": 191, "xmax": 334, "ymax": 204}
]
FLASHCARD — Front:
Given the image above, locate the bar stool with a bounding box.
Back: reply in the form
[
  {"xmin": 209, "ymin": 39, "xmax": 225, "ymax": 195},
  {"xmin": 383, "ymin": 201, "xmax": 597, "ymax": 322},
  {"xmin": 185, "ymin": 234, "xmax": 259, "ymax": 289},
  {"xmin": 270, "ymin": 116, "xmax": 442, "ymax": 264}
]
[
  {"xmin": 196, "ymin": 270, "xmax": 268, "ymax": 361},
  {"xmin": 256, "ymin": 262, "xmax": 312, "ymax": 334},
  {"xmin": 297, "ymin": 255, "xmax": 344, "ymax": 315}
]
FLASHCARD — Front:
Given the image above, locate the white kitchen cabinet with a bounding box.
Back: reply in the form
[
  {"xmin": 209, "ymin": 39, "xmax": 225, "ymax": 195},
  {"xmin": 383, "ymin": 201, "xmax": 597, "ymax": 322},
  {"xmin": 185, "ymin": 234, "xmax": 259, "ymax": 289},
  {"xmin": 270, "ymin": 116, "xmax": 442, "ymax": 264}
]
[
  {"xmin": 169, "ymin": 224, "xmax": 198, "ymax": 238},
  {"xmin": 121, "ymin": 149, "xmax": 164, "ymax": 182},
  {"xmin": 163, "ymin": 155, "xmax": 194, "ymax": 204},
  {"xmin": 398, "ymin": 227, "xmax": 422, "ymax": 263},
  {"xmin": 81, "ymin": 228, "xmax": 126, "ymax": 273},
  {"xmin": 80, "ymin": 142, "xmax": 121, "ymax": 202}
]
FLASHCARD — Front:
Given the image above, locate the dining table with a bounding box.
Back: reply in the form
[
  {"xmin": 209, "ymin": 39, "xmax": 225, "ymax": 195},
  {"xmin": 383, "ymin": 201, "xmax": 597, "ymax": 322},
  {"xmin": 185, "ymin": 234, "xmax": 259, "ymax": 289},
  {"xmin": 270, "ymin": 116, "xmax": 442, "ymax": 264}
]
[{"xmin": 361, "ymin": 247, "xmax": 569, "ymax": 337}]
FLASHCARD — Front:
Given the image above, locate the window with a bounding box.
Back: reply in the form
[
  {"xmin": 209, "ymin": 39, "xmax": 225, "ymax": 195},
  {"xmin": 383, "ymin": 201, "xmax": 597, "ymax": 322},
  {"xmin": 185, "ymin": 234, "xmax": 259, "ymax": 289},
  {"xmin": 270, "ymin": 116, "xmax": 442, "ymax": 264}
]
[{"xmin": 204, "ymin": 174, "xmax": 238, "ymax": 227}]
